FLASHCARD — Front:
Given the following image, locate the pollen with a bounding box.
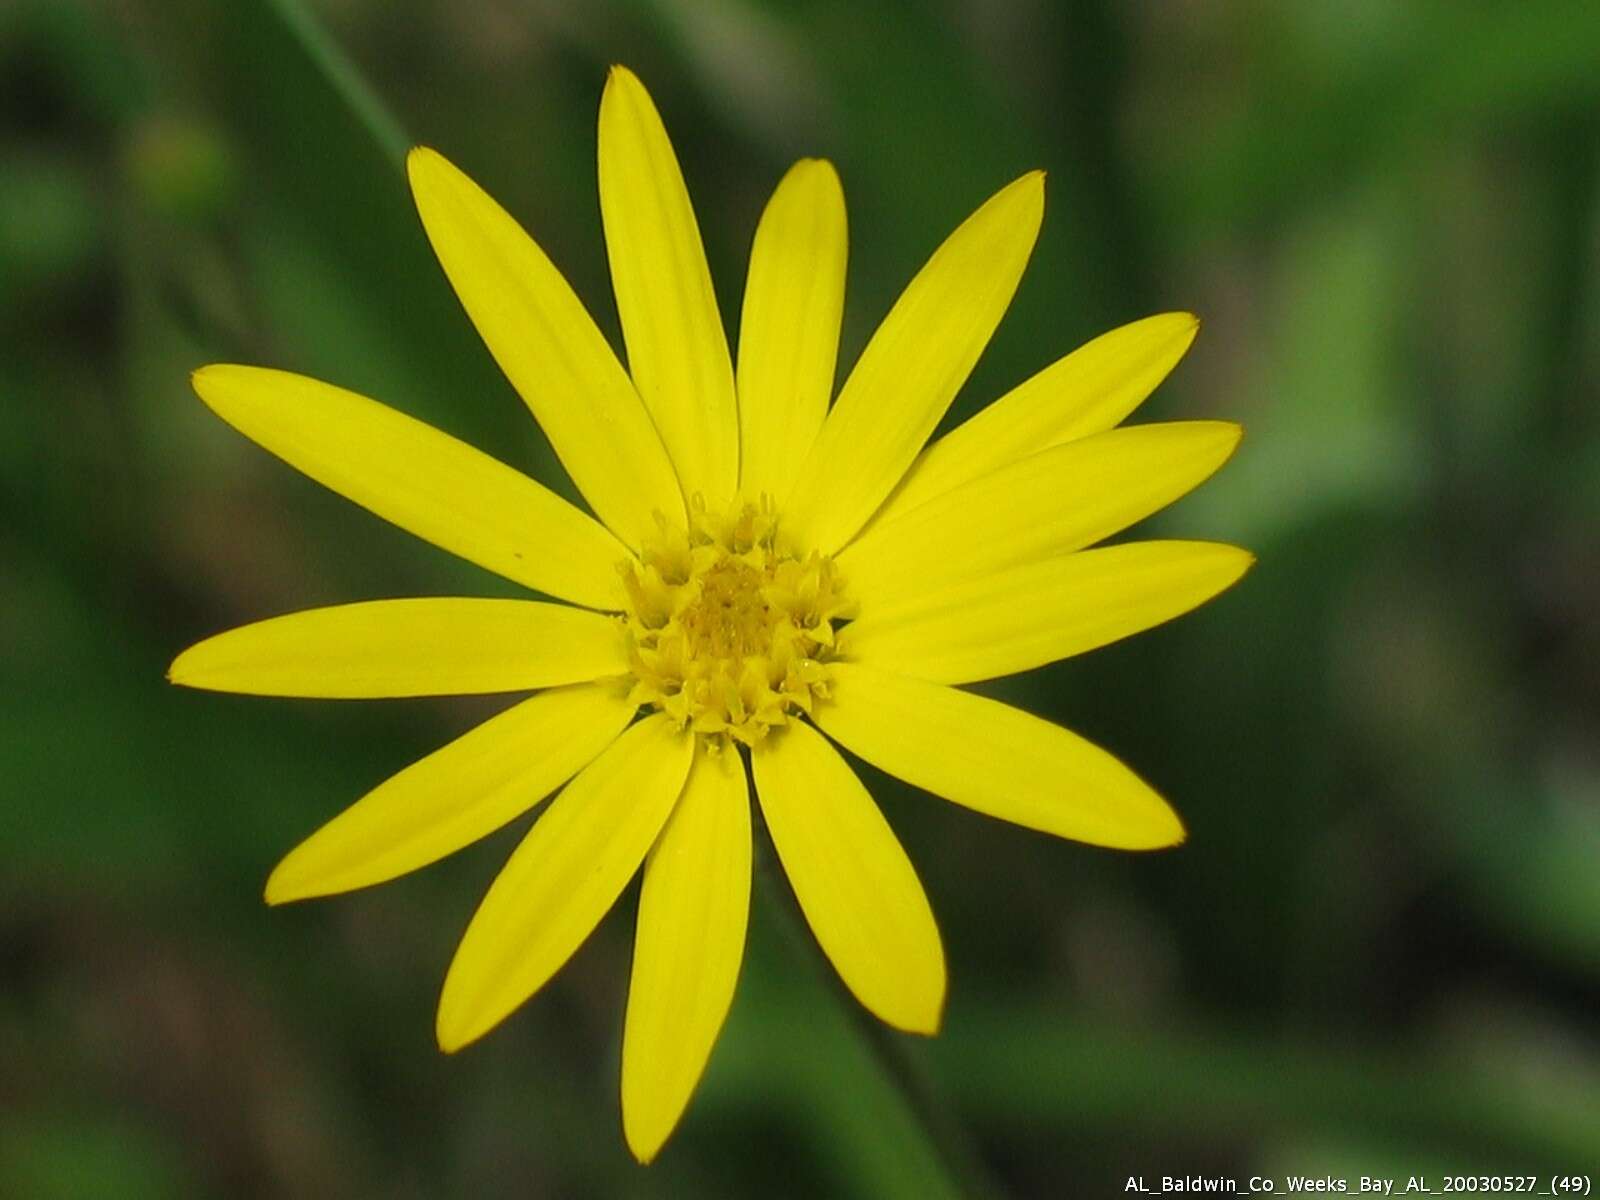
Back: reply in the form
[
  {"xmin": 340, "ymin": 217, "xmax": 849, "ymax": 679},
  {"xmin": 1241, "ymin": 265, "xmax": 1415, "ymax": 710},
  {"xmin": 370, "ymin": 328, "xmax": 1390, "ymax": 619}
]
[{"xmin": 621, "ymin": 499, "xmax": 851, "ymax": 746}]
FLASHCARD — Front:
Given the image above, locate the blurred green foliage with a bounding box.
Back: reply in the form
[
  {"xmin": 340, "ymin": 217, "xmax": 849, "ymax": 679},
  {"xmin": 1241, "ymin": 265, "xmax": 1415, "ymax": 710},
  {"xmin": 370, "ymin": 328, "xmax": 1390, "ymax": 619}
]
[{"xmin": 3, "ymin": 0, "xmax": 1598, "ymax": 1196}]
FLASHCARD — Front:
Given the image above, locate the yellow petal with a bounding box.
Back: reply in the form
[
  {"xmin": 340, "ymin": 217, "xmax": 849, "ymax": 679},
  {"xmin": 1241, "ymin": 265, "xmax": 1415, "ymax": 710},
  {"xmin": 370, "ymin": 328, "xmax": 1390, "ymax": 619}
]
[
  {"xmin": 169, "ymin": 599, "xmax": 627, "ymax": 698},
  {"xmin": 839, "ymin": 541, "xmax": 1253, "ymax": 684},
  {"xmin": 622, "ymin": 743, "xmax": 751, "ymax": 1163},
  {"xmin": 751, "ymin": 721, "xmax": 944, "ymax": 1034},
  {"xmin": 837, "ymin": 420, "xmax": 1241, "ymax": 610},
  {"xmin": 816, "ymin": 664, "xmax": 1184, "ymax": 849},
  {"xmin": 782, "ymin": 172, "xmax": 1045, "ymax": 556},
  {"xmin": 435, "ymin": 713, "xmax": 691, "ymax": 1049},
  {"xmin": 437, "ymin": 714, "xmax": 692, "ymax": 1052},
  {"xmin": 191, "ymin": 365, "xmax": 629, "ymax": 610},
  {"xmin": 265, "ymin": 682, "xmax": 635, "ymax": 902},
  {"xmin": 736, "ymin": 159, "xmax": 847, "ymax": 505},
  {"xmin": 598, "ymin": 66, "xmax": 738, "ymax": 509},
  {"xmin": 407, "ymin": 147, "xmax": 685, "ymax": 547},
  {"xmin": 873, "ymin": 312, "xmax": 1200, "ymax": 527}
]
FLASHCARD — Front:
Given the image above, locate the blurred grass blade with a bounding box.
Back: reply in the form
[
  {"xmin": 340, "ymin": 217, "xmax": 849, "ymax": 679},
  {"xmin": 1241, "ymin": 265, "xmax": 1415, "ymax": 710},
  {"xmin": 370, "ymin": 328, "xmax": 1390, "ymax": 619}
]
[
  {"xmin": 930, "ymin": 1005, "xmax": 1600, "ymax": 1169},
  {"xmin": 201, "ymin": 0, "xmax": 556, "ymax": 470},
  {"xmin": 263, "ymin": 0, "xmax": 408, "ymax": 167}
]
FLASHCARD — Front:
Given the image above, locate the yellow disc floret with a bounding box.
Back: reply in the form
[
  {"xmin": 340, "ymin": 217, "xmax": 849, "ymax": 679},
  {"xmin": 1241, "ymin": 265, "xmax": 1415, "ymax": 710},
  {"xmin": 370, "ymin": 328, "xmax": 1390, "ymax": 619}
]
[{"xmin": 621, "ymin": 499, "xmax": 850, "ymax": 746}]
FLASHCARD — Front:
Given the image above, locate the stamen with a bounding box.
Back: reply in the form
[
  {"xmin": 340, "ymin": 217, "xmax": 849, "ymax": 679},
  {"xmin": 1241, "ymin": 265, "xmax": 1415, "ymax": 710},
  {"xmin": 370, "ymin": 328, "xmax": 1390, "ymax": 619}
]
[{"xmin": 621, "ymin": 499, "xmax": 849, "ymax": 747}]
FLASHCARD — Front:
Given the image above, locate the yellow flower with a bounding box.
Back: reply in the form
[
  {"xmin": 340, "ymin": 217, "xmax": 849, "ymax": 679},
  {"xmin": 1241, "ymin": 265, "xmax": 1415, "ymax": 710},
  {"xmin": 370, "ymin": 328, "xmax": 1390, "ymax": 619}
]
[{"xmin": 169, "ymin": 66, "xmax": 1248, "ymax": 1161}]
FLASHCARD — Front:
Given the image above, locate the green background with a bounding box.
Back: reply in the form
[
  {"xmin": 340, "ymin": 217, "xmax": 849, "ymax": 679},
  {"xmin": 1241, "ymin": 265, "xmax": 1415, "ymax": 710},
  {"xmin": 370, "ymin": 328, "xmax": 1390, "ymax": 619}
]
[{"xmin": 3, "ymin": 0, "xmax": 1599, "ymax": 1195}]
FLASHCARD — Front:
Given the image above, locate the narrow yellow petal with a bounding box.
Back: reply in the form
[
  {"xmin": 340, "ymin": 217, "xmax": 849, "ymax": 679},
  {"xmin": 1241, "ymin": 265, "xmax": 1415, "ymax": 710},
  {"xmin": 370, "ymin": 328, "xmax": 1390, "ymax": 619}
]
[
  {"xmin": 815, "ymin": 664, "xmax": 1184, "ymax": 850},
  {"xmin": 265, "ymin": 683, "xmax": 635, "ymax": 903},
  {"xmin": 436, "ymin": 714, "xmax": 692, "ymax": 1052},
  {"xmin": 622, "ymin": 743, "xmax": 751, "ymax": 1163},
  {"xmin": 836, "ymin": 420, "xmax": 1241, "ymax": 610},
  {"xmin": 190, "ymin": 365, "xmax": 629, "ymax": 610},
  {"xmin": 598, "ymin": 66, "xmax": 738, "ymax": 509},
  {"xmin": 782, "ymin": 172, "xmax": 1045, "ymax": 556},
  {"xmin": 839, "ymin": 541, "xmax": 1253, "ymax": 684},
  {"xmin": 873, "ymin": 312, "xmax": 1200, "ymax": 527},
  {"xmin": 751, "ymin": 721, "xmax": 945, "ymax": 1034},
  {"xmin": 169, "ymin": 599, "xmax": 627, "ymax": 698},
  {"xmin": 736, "ymin": 159, "xmax": 847, "ymax": 505},
  {"xmin": 407, "ymin": 147, "xmax": 685, "ymax": 547}
]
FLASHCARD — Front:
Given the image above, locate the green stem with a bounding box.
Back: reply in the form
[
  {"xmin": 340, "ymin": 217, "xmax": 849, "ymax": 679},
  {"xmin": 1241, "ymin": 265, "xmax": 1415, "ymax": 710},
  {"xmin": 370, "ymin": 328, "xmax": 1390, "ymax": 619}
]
[
  {"xmin": 754, "ymin": 853, "xmax": 1008, "ymax": 1200},
  {"xmin": 262, "ymin": 0, "xmax": 411, "ymax": 167}
]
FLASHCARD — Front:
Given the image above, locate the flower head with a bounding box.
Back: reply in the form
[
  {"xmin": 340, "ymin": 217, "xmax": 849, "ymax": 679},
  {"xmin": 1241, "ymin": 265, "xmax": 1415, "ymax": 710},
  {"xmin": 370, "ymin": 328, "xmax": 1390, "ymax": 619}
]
[{"xmin": 170, "ymin": 65, "xmax": 1248, "ymax": 1161}]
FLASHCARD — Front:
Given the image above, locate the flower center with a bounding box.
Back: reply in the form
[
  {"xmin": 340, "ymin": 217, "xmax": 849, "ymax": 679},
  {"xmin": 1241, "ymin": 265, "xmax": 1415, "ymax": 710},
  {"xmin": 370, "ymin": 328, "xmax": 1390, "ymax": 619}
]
[{"xmin": 621, "ymin": 500, "xmax": 849, "ymax": 746}]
